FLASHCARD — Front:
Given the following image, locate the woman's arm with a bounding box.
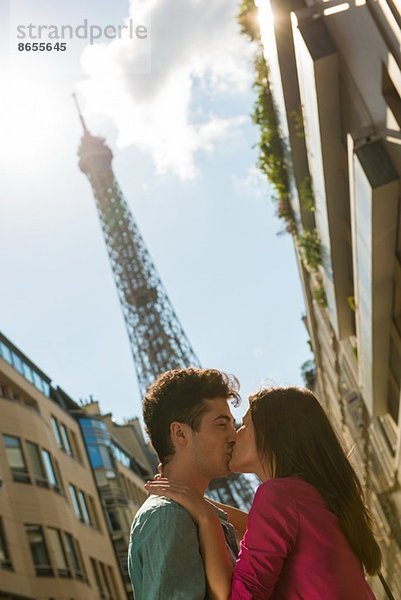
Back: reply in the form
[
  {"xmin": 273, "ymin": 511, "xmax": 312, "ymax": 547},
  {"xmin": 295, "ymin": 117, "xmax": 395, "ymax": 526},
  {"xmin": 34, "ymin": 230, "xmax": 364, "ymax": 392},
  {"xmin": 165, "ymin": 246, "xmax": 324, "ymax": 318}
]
[
  {"xmin": 145, "ymin": 479, "xmax": 233, "ymax": 600},
  {"xmin": 207, "ymin": 499, "xmax": 249, "ymax": 542}
]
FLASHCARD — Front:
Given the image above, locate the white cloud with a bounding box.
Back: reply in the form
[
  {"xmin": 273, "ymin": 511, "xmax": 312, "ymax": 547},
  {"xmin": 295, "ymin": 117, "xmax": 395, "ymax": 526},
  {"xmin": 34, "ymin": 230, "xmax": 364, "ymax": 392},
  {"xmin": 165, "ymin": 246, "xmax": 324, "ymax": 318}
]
[{"xmin": 78, "ymin": 0, "xmax": 253, "ymax": 179}]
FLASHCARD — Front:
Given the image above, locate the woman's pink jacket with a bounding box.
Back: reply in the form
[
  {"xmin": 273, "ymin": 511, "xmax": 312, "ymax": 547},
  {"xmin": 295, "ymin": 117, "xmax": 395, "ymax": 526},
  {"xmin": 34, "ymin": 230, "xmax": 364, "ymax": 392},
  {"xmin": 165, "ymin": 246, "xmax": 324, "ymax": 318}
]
[{"xmin": 231, "ymin": 477, "xmax": 376, "ymax": 599}]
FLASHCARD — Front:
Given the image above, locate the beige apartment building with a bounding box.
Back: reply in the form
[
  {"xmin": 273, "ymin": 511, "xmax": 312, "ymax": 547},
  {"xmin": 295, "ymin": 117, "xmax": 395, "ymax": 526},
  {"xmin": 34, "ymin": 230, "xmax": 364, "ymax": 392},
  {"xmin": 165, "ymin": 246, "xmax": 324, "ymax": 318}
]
[
  {"xmin": 0, "ymin": 332, "xmax": 150, "ymax": 599},
  {"xmin": 249, "ymin": 0, "xmax": 401, "ymax": 596},
  {"xmin": 78, "ymin": 401, "xmax": 152, "ymax": 598}
]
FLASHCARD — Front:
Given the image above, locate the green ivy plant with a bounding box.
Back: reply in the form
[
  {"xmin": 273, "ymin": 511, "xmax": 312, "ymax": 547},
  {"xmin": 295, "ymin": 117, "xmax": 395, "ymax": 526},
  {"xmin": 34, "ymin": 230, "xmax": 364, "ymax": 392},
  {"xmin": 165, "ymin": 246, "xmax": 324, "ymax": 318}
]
[
  {"xmin": 298, "ymin": 175, "xmax": 315, "ymax": 212},
  {"xmin": 312, "ymin": 277, "xmax": 327, "ymax": 308},
  {"xmin": 298, "ymin": 229, "xmax": 322, "ymax": 272}
]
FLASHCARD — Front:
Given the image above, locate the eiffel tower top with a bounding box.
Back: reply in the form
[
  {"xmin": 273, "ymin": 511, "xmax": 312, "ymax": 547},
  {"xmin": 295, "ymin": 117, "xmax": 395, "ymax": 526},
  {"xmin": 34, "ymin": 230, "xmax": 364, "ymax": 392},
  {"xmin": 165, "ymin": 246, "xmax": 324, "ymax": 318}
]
[{"xmin": 72, "ymin": 93, "xmax": 113, "ymax": 172}]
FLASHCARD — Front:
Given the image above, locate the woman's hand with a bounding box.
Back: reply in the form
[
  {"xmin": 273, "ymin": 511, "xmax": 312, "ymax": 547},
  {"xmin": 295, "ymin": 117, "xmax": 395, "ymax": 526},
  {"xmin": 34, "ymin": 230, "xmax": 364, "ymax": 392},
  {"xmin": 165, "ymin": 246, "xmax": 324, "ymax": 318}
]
[{"xmin": 144, "ymin": 478, "xmax": 215, "ymax": 524}]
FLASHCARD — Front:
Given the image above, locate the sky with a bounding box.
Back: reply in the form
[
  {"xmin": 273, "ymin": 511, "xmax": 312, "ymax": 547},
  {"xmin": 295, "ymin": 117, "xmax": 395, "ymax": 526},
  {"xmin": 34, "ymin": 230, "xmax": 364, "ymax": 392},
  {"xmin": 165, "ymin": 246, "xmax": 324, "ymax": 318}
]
[{"xmin": 0, "ymin": 0, "xmax": 312, "ymax": 425}]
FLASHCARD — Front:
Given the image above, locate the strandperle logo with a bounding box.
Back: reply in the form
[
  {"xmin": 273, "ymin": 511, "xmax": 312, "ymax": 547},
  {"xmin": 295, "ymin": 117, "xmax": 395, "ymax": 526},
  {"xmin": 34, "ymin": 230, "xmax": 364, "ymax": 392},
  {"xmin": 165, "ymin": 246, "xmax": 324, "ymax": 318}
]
[{"xmin": 16, "ymin": 18, "xmax": 148, "ymax": 45}]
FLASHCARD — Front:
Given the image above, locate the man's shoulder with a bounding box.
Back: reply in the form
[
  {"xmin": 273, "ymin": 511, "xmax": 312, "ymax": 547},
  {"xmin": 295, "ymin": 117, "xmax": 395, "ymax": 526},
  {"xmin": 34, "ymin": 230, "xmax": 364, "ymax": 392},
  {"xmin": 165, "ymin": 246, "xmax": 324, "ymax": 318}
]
[{"xmin": 132, "ymin": 495, "xmax": 196, "ymax": 534}]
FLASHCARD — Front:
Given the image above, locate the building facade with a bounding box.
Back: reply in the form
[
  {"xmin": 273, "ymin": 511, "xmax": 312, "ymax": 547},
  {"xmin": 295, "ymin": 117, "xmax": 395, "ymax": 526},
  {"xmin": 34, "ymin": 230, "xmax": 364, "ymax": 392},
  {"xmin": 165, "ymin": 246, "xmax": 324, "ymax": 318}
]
[
  {"xmin": 0, "ymin": 331, "xmax": 151, "ymax": 600},
  {"xmin": 78, "ymin": 401, "xmax": 152, "ymax": 599},
  {"xmin": 247, "ymin": 0, "xmax": 401, "ymax": 595}
]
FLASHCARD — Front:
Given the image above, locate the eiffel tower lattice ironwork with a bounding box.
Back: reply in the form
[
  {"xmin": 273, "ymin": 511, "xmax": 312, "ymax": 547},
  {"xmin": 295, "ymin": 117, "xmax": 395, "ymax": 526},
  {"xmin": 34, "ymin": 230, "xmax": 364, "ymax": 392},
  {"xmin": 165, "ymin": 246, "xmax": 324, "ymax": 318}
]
[{"xmin": 73, "ymin": 95, "xmax": 201, "ymax": 397}]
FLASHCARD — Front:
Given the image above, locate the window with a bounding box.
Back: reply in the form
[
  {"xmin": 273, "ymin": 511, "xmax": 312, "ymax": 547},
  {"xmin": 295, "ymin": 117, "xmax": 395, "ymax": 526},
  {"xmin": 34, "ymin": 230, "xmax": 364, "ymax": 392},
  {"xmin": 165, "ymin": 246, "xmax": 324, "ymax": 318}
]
[
  {"xmin": 74, "ymin": 539, "xmax": 87, "ymax": 580},
  {"xmin": 90, "ymin": 558, "xmax": 105, "ymax": 598},
  {"xmin": 107, "ymin": 565, "xmax": 121, "ymax": 600},
  {"xmin": 25, "ymin": 524, "xmax": 53, "ymax": 576},
  {"xmin": 0, "ymin": 342, "xmax": 12, "ymax": 364},
  {"xmin": 107, "ymin": 509, "xmax": 121, "ymax": 532},
  {"xmin": 3, "ymin": 435, "xmax": 30, "ymax": 483},
  {"xmin": 70, "ymin": 430, "xmax": 82, "ymax": 463},
  {"xmin": 47, "ymin": 528, "xmax": 70, "ymax": 578},
  {"xmin": 60, "ymin": 424, "xmax": 73, "ymax": 457},
  {"xmin": 32, "ymin": 371, "xmax": 44, "ymax": 394},
  {"xmin": 0, "ymin": 518, "xmax": 13, "ymax": 570},
  {"xmin": 11, "ymin": 353, "xmax": 24, "ymax": 375},
  {"xmin": 53, "ymin": 458, "xmax": 65, "ymax": 493},
  {"xmin": 51, "ymin": 416, "xmax": 77, "ymax": 460},
  {"xmin": 50, "ymin": 417, "xmax": 63, "ymax": 449},
  {"xmin": 91, "ymin": 558, "xmax": 115, "ymax": 600},
  {"xmin": 22, "ymin": 362, "xmax": 35, "ymax": 384},
  {"xmin": 78, "ymin": 491, "xmax": 92, "ymax": 526},
  {"xmin": 64, "ymin": 533, "xmax": 84, "ymax": 580},
  {"xmin": 87, "ymin": 444, "xmax": 113, "ymax": 469},
  {"xmin": 69, "ymin": 484, "xmax": 83, "ymax": 521},
  {"xmin": 99, "ymin": 561, "xmax": 113, "ymax": 599},
  {"xmin": 88, "ymin": 496, "xmax": 100, "ymax": 530},
  {"xmin": 112, "ymin": 443, "xmax": 131, "ymax": 468},
  {"xmin": 383, "ymin": 66, "xmax": 401, "ymax": 128},
  {"xmin": 69, "ymin": 485, "xmax": 93, "ymax": 527},
  {"xmin": 26, "ymin": 442, "xmax": 48, "ymax": 487},
  {"xmin": 41, "ymin": 449, "xmax": 59, "ymax": 491}
]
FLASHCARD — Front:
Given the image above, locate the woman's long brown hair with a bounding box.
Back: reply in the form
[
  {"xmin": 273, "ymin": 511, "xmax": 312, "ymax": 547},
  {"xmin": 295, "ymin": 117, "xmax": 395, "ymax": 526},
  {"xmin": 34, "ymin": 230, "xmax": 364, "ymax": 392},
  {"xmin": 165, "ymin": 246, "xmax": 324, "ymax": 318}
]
[{"xmin": 249, "ymin": 386, "xmax": 381, "ymax": 575}]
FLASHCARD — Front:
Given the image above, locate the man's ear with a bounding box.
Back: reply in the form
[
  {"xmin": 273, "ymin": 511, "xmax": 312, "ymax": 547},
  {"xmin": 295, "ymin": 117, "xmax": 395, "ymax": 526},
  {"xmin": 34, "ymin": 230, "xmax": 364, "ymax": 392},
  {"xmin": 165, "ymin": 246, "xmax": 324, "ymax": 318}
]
[{"xmin": 170, "ymin": 421, "xmax": 189, "ymax": 447}]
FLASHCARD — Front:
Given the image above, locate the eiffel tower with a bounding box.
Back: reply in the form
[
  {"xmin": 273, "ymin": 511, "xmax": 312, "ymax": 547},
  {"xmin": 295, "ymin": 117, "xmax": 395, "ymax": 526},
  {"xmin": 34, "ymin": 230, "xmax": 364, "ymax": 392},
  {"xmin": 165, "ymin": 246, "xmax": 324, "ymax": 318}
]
[
  {"xmin": 73, "ymin": 95, "xmax": 201, "ymax": 396},
  {"xmin": 73, "ymin": 96, "xmax": 255, "ymax": 510}
]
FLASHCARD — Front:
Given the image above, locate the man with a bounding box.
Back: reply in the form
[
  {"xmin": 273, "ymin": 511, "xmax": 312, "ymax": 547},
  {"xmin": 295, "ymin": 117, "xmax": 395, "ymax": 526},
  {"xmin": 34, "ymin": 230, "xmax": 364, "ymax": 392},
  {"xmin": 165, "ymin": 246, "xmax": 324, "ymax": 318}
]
[{"xmin": 128, "ymin": 367, "xmax": 241, "ymax": 599}]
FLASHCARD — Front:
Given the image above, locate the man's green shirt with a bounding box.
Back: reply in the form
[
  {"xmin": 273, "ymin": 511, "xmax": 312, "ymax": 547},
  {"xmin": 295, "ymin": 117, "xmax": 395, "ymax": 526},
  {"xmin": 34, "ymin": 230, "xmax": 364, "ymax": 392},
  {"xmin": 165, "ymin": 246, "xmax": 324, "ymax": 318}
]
[{"xmin": 128, "ymin": 494, "xmax": 238, "ymax": 600}]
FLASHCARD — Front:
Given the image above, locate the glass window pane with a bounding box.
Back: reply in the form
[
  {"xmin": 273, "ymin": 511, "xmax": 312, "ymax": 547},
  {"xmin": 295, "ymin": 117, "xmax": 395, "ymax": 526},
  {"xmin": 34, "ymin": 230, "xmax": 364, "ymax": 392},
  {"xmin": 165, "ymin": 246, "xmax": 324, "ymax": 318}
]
[
  {"xmin": 0, "ymin": 342, "xmax": 12, "ymax": 364},
  {"xmin": 11, "ymin": 353, "xmax": 23, "ymax": 375},
  {"xmin": 87, "ymin": 445, "xmax": 102, "ymax": 469},
  {"xmin": 3, "ymin": 435, "xmax": 30, "ymax": 483},
  {"xmin": 107, "ymin": 509, "xmax": 121, "ymax": 532},
  {"xmin": 22, "ymin": 362, "xmax": 35, "ymax": 384},
  {"xmin": 50, "ymin": 417, "xmax": 63, "ymax": 449},
  {"xmin": 99, "ymin": 561, "xmax": 113, "ymax": 597},
  {"xmin": 78, "ymin": 491, "xmax": 92, "ymax": 526},
  {"xmin": 107, "ymin": 565, "xmax": 120, "ymax": 600},
  {"xmin": 0, "ymin": 519, "xmax": 13, "ymax": 570},
  {"xmin": 41, "ymin": 449, "xmax": 58, "ymax": 489},
  {"xmin": 47, "ymin": 528, "xmax": 70, "ymax": 577},
  {"xmin": 70, "ymin": 430, "xmax": 82, "ymax": 463},
  {"xmin": 25, "ymin": 524, "xmax": 53, "ymax": 576},
  {"xmin": 74, "ymin": 539, "xmax": 86, "ymax": 580},
  {"xmin": 90, "ymin": 558, "xmax": 103, "ymax": 594},
  {"xmin": 26, "ymin": 442, "xmax": 47, "ymax": 485},
  {"xmin": 53, "ymin": 459, "xmax": 65, "ymax": 493},
  {"xmin": 69, "ymin": 484, "xmax": 83, "ymax": 521},
  {"xmin": 88, "ymin": 496, "xmax": 100, "ymax": 530},
  {"xmin": 60, "ymin": 424, "xmax": 73, "ymax": 457},
  {"xmin": 99, "ymin": 446, "xmax": 113, "ymax": 469},
  {"xmin": 42, "ymin": 381, "xmax": 50, "ymax": 397},
  {"xmin": 32, "ymin": 371, "xmax": 44, "ymax": 393},
  {"xmin": 64, "ymin": 533, "xmax": 83, "ymax": 579},
  {"xmin": 87, "ymin": 444, "xmax": 113, "ymax": 469}
]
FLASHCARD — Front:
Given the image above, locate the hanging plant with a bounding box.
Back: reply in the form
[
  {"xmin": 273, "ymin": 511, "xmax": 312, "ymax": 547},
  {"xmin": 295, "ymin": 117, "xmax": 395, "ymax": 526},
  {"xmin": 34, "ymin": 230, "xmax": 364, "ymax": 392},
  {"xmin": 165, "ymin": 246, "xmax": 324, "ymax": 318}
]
[
  {"xmin": 312, "ymin": 277, "xmax": 327, "ymax": 308},
  {"xmin": 297, "ymin": 229, "xmax": 322, "ymax": 272},
  {"xmin": 238, "ymin": 0, "xmax": 326, "ymax": 307},
  {"xmin": 298, "ymin": 175, "xmax": 315, "ymax": 212},
  {"xmin": 238, "ymin": 0, "xmax": 260, "ymax": 41}
]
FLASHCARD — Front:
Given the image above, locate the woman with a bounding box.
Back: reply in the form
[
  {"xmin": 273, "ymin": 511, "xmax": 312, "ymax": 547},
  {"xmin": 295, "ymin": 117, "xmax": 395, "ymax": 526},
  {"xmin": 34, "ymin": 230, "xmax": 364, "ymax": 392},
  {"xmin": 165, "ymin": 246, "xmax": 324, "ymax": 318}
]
[{"xmin": 145, "ymin": 386, "xmax": 381, "ymax": 599}]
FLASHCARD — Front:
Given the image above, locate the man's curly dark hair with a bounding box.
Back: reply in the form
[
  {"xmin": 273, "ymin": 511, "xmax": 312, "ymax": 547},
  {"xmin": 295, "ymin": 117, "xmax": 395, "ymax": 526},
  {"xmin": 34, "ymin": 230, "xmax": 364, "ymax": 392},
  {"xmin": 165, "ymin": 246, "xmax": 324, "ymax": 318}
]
[{"xmin": 143, "ymin": 368, "xmax": 240, "ymax": 464}]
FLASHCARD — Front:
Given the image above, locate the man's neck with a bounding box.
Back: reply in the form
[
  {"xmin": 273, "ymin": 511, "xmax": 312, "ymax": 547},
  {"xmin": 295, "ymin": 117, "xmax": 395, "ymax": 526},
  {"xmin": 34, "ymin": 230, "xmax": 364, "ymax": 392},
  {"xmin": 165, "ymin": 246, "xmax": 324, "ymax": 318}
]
[{"xmin": 163, "ymin": 462, "xmax": 209, "ymax": 496}]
